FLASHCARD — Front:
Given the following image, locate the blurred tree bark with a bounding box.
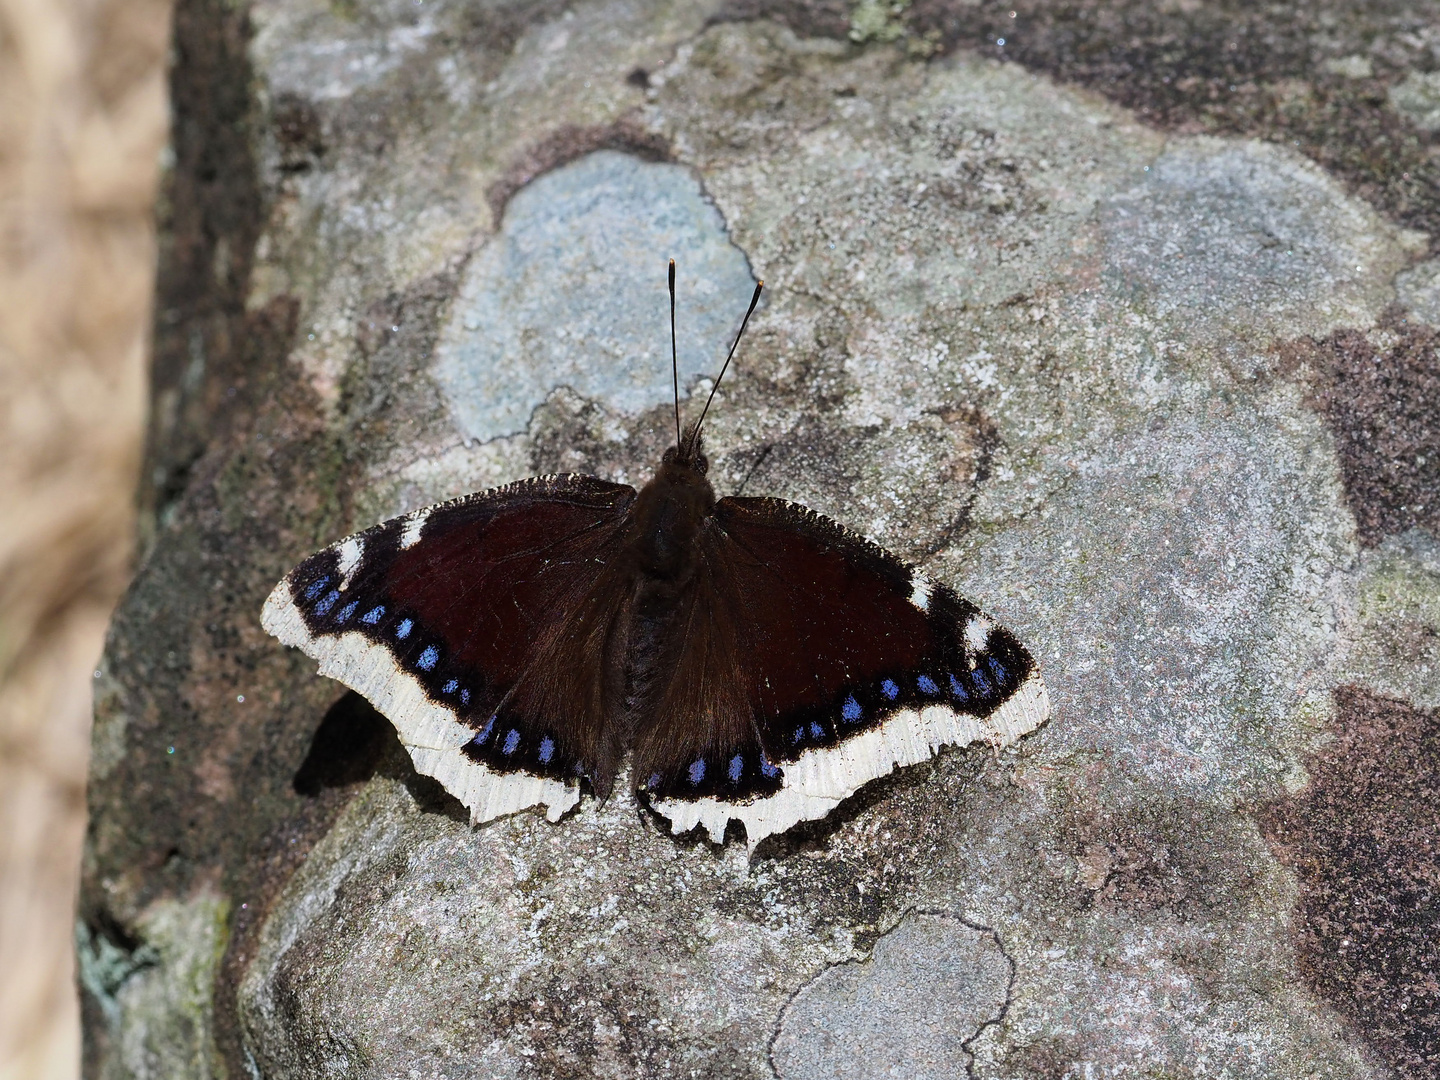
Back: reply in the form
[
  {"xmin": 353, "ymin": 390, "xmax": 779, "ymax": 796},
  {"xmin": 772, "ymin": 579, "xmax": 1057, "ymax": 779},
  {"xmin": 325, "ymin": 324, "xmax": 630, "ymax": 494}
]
[{"xmin": 0, "ymin": 0, "xmax": 171, "ymax": 1075}]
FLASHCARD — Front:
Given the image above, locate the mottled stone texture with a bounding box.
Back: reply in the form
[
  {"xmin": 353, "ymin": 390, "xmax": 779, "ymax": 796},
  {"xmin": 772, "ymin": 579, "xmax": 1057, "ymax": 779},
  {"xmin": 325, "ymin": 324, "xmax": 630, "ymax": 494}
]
[
  {"xmin": 84, "ymin": 1, "xmax": 1440, "ymax": 1078},
  {"xmin": 770, "ymin": 913, "xmax": 1012, "ymax": 1078},
  {"xmin": 1281, "ymin": 311, "xmax": 1440, "ymax": 545},
  {"xmin": 1261, "ymin": 686, "xmax": 1440, "ymax": 1078}
]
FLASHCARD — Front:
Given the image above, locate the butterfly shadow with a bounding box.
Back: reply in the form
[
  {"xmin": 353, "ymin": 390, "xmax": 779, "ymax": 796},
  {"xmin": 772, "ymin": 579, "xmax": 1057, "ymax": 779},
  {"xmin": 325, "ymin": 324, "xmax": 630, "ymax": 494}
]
[{"xmin": 292, "ymin": 691, "xmax": 470, "ymax": 825}]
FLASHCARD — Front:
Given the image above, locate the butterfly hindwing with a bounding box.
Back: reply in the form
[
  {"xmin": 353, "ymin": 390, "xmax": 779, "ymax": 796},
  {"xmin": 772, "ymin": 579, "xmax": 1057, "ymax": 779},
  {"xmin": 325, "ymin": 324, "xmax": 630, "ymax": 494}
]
[
  {"xmin": 642, "ymin": 496, "xmax": 1050, "ymax": 850},
  {"xmin": 261, "ymin": 474, "xmax": 638, "ymax": 823},
  {"xmin": 628, "ymin": 535, "xmax": 785, "ymax": 813}
]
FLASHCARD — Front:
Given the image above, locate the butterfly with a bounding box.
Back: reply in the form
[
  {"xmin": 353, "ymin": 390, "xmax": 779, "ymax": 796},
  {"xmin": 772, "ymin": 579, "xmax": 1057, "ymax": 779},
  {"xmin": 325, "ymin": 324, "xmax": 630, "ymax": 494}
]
[{"xmin": 262, "ymin": 262, "xmax": 1050, "ymax": 852}]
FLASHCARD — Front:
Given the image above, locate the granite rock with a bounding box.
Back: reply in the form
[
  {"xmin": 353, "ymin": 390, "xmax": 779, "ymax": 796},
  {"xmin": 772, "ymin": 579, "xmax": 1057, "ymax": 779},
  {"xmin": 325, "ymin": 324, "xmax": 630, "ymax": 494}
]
[{"xmin": 84, "ymin": 1, "xmax": 1440, "ymax": 1077}]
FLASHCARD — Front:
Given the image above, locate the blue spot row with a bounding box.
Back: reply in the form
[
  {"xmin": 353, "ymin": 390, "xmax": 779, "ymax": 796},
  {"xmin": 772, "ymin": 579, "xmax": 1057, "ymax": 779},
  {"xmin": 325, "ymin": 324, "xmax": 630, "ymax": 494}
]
[
  {"xmin": 794, "ymin": 719, "xmax": 830, "ymax": 747},
  {"xmin": 314, "ymin": 590, "xmax": 339, "ymax": 617},
  {"xmin": 439, "ymin": 679, "xmax": 471, "ymax": 707},
  {"xmin": 303, "ymin": 577, "xmax": 330, "ymax": 601},
  {"xmin": 829, "ymin": 665, "xmax": 1008, "ymax": 728},
  {"xmin": 677, "ymin": 751, "xmax": 781, "ymax": 786},
  {"xmin": 466, "ymin": 722, "xmax": 562, "ymax": 768},
  {"xmin": 337, "ymin": 604, "xmax": 478, "ymax": 709}
]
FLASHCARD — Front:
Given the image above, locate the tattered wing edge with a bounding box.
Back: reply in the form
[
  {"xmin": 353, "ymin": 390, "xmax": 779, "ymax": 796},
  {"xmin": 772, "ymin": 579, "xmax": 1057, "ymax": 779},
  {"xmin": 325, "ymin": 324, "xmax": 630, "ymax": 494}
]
[
  {"xmin": 651, "ymin": 670, "xmax": 1050, "ymax": 854},
  {"xmin": 261, "ymin": 573, "xmax": 581, "ymax": 826}
]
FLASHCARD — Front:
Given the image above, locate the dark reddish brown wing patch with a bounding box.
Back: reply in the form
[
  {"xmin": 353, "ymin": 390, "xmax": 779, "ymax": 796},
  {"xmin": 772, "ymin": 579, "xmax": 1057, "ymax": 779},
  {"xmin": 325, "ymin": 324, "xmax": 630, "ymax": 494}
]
[
  {"xmin": 634, "ymin": 496, "xmax": 1036, "ymax": 803},
  {"xmin": 284, "ymin": 475, "xmax": 636, "ymax": 786}
]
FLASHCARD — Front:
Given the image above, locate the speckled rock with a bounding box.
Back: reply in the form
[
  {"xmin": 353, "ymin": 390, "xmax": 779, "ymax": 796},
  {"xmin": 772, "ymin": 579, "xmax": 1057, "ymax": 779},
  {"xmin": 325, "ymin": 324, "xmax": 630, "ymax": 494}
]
[
  {"xmin": 770, "ymin": 912, "xmax": 1011, "ymax": 1079},
  {"xmin": 84, "ymin": 1, "xmax": 1440, "ymax": 1077},
  {"xmin": 1389, "ymin": 70, "xmax": 1440, "ymax": 133},
  {"xmin": 1397, "ymin": 257, "xmax": 1440, "ymax": 325}
]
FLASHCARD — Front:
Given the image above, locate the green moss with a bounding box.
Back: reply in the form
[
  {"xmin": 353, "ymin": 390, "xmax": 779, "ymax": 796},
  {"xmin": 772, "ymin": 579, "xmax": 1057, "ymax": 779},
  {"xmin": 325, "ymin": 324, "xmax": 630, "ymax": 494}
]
[
  {"xmin": 849, "ymin": 0, "xmax": 909, "ymax": 44},
  {"xmin": 83, "ymin": 892, "xmax": 231, "ymax": 1080},
  {"xmin": 1357, "ymin": 551, "xmax": 1440, "ymax": 628}
]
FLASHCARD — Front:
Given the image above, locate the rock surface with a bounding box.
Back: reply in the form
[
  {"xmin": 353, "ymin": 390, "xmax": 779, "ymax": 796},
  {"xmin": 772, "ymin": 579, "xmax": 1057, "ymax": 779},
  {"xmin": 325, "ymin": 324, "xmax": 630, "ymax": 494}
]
[
  {"xmin": 83, "ymin": 1, "xmax": 1440, "ymax": 1077},
  {"xmin": 435, "ymin": 150, "xmax": 758, "ymax": 443},
  {"xmin": 770, "ymin": 912, "xmax": 1011, "ymax": 1079}
]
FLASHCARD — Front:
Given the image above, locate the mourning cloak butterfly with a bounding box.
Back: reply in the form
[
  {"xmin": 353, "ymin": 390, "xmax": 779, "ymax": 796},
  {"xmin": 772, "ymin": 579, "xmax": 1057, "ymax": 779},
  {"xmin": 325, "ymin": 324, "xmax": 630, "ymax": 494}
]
[{"xmin": 263, "ymin": 263, "xmax": 1050, "ymax": 851}]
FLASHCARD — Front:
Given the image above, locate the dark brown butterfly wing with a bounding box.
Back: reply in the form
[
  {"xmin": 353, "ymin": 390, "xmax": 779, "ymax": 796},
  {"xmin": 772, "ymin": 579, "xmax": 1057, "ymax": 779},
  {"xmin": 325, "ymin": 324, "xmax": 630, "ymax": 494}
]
[
  {"xmin": 262, "ymin": 474, "xmax": 637, "ymax": 823},
  {"xmin": 637, "ymin": 496, "xmax": 1050, "ymax": 850}
]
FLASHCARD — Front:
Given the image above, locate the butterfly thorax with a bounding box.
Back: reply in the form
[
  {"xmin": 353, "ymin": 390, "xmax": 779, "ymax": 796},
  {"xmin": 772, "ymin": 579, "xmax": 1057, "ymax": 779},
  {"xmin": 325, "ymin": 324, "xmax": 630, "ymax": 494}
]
[{"xmin": 626, "ymin": 453, "xmax": 716, "ymax": 587}]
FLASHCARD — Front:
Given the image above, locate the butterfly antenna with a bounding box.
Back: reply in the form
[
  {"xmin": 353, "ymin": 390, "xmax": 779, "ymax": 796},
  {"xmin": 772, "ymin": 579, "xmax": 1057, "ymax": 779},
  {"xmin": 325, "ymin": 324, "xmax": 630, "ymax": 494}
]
[
  {"xmin": 669, "ymin": 258, "xmax": 680, "ymax": 450},
  {"xmin": 693, "ymin": 278, "xmax": 764, "ymax": 446}
]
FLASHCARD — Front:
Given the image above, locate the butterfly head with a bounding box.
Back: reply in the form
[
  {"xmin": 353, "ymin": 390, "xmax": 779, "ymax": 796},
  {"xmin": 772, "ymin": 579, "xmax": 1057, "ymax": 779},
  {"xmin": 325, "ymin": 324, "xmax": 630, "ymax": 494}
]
[{"xmin": 666, "ymin": 422, "xmax": 709, "ymax": 477}]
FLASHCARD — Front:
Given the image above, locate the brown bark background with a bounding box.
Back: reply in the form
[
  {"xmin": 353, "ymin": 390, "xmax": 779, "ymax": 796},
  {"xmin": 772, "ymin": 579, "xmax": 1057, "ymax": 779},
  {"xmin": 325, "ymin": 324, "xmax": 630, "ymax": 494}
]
[{"xmin": 0, "ymin": 0, "xmax": 170, "ymax": 1075}]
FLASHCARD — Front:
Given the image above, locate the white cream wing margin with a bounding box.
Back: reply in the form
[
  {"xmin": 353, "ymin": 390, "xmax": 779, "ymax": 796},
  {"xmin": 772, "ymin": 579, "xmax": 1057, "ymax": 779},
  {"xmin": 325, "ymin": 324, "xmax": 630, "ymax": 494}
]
[
  {"xmin": 261, "ymin": 574, "xmax": 581, "ymax": 826},
  {"xmin": 651, "ymin": 671, "xmax": 1050, "ymax": 853}
]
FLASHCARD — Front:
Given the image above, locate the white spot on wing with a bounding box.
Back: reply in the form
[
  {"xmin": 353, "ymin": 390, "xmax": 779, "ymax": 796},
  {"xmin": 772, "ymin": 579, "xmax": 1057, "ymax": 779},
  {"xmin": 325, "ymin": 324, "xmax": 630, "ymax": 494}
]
[
  {"xmin": 336, "ymin": 537, "xmax": 363, "ymax": 588},
  {"xmin": 260, "ymin": 574, "xmax": 579, "ymax": 825},
  {"xmin": 400, "ymin": 509, "xmax": 430, "ymax": 550},
  {"xmin": 908, "ymin": 574, "xmax": 932, "ymax": 612},
  {"xmin": 653, "ymin": 669, "xmax": 1050, "ymax": 853},
  {"xmin": 964, "ymin": 616, "xmax": 994, "ymax": 657}
]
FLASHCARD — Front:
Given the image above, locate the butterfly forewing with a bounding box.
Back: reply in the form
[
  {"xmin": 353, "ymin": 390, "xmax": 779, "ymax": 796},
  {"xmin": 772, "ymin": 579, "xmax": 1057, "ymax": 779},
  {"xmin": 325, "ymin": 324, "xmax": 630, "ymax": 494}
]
[
  {"xmin": 642, "ymin": 496, "xmax": 1049, "ymax": 850},
  {"xmin": 262, "ymin": 474, "xmax": 638, "ymax": 823}
]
